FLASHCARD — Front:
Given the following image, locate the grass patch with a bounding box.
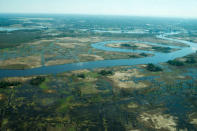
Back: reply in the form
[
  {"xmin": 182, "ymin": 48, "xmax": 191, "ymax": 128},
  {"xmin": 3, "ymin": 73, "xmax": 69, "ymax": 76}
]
[
  {"xmin": 81, "ymin": 83, "xmax": 100, "ymax": 95},
  {"xmin": 0, "ymin": 64, "xmax": 30, "ymax": 70},
  {"xmin": 39, "ymin": 78, "xmax": 50, "ymax": 89},
  {"xmin": 84, "ymin": 72, "xmax": 99, "ymax": 78},
  {"xmin": 0, "ymin": 30, "xmax": 42, "ymax": 49},
  {"xmin": 56, "ymin": 96, "xmax": 75, "ymax": 113}
]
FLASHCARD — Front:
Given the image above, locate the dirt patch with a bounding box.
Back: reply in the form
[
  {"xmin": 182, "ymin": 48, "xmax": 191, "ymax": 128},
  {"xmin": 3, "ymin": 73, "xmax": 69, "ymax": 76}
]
[
  {"xmin": 108, "ymin": 69, "xmax": 147, "ymax": 89},
  {"xmin": 30, "ymin": 39, "xmax": 54, "ymax": 45},
  {"xmin": 127, "ymin": 102, "xmax": 139, "ymax": 109},
  {"xmin": 56, "ymin": 37, "xmax": 99, "ymax": 43},
  {"xmin": 139, "ymin": 111, "xmax": 177, "ymax": 130},
  {"xmin": 45, "ymin": 59, "xmax": 74, "ymax": 66},
  {"xmin": 71, "ymin": 69, "xmax": 90, "ymax": 74},
  {"xmin": 55, "ymin": 42, "xmax": 76, "ymax": 48},
  {"xmin": 0, "ymin": 55, "xmax": 41, "ymax": 69},
  {"xmin": 2, "ymin": 77, "xmax": 33, "ymax": 82},
  {"xmin": 189, "ymin": 113, "xmax": 197, "ymax": 126},
  {"xmin": 79, "ymin": 54, "xmax": 104, "ymax": 61},
  {"xmin": 136, "ymin": 43, "xmax": 151, "ymax": 48}
]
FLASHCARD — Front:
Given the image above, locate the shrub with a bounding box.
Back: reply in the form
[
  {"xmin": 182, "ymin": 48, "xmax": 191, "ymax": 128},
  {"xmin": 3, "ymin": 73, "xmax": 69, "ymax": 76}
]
[
  {"xmin": 167, "ymin": 60, "xmax": 184, "ymax": 66},
  {"xmin": 99, "ymin": 70, "xmax": 113, "ymax": 76},
  {"xmin": 30, "ymin": 76, "xmax": 45, "ymax": 86},
  {"xmin": 146, "ymin": 63, "xmax": 163, "ymax": 72},
  {"xmin": 0, "ymin": 81, "xmax": 21, "ymax": 88},
  {"xmin": 140, "ymin": 53, "xmax": 148, "ymax": 57},
  {"xmin": 152, "ymin": 47, "xmax": 171, "ymax": 53},
  {"xmin": 120, "ymin": 88, "xmax": 132, "ymax": 97},
  {"xmin": 121, "ymin": 44, "xmax": 131, "ymax": 47},
  {"xmin": 186, "ymin": 57, "xmax": 196, "ymax": 64},
  {"xmin": 72, "ymin": 87, "xmax": 82, "ymax": 97},
  {"xmin": 77, "ymin": 74, "xmax": 86, "ymax": 78}
]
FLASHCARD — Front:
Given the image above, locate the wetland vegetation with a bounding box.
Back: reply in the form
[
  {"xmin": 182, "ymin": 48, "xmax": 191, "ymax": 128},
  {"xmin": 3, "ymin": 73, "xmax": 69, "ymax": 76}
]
[
  {"xmin": 146, "ymin": 63, "xmax": 163, "ymax": 72},
  {"xmin": 0, "ymin": 14, "xmax": 197, "ymax": 130}
]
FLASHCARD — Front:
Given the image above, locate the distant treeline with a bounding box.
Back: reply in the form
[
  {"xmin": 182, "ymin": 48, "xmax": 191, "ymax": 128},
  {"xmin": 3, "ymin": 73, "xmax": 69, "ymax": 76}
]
[
  {"xmin": 0, "ymin": 81, "xmax": 21, "ymax": 88},
  {"xmin": 0, "ymin": 30, "xmax": 42, "ymax": 49}
]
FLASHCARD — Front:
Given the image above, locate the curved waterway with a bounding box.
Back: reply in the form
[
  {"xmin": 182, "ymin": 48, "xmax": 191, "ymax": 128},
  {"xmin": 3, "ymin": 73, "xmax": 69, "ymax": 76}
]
[{"xmin": 0, "ymin": 33, "xmax": 197, "ymax": 78}]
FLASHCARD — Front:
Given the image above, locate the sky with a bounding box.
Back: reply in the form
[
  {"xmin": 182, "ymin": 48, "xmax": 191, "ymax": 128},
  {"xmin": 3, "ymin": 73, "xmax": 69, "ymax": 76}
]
[{"xmin": 0, "ymin": 0, "xmax": 197, "ymax": 18}]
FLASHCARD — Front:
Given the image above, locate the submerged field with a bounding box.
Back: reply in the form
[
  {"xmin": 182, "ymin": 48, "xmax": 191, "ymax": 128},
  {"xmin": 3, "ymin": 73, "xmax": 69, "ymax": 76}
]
[
  {"xmin": 0, "ymin": 14, "xmax": 197, "ymax": 130},
  {"xmin": 1, "ymin": 56, "xmax": 197, "ymax": 130}
]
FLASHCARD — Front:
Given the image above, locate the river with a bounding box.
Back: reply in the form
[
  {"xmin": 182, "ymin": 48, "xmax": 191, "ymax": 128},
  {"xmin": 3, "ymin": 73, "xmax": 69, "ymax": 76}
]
[{"xmin": 0, "ymin": 33, "xmax": 197, "ymax": 78}]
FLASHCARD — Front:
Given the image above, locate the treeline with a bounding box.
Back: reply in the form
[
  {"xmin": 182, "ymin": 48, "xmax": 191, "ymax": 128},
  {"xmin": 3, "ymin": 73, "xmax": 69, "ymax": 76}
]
[
  {"xmin": 56, "ymin": 31, "xmax": 154, "ymax": 38},
  {"xmin": 0, "ymin": 81, "xmax": 21, "ymax": 88},
  {"xmin": 0, "ymin": 30, "xmax": 42, "ymax": 49},
  {"xmin": 167, "ymin": 56, "xmax": 196, "ymax": 66},
  {"xmin": 0, "ymin": 18, "xmax": 22, "ymax": 27}
]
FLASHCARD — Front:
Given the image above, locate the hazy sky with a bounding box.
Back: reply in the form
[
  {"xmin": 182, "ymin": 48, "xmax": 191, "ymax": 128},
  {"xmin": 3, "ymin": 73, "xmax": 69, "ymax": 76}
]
[{"xmin": 0, "ymin": 0, "xmax": 197, "ymax": 18}]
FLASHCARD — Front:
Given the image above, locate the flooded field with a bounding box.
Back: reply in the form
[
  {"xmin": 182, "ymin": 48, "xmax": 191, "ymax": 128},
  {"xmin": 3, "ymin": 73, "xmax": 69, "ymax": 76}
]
[
  {"xmin": 0, "ymin": 14, "xmax": 197, "ymax": 130},
  {"xmin": 1, "ymin": 62, "xmax": 197, "ymax": 130}
]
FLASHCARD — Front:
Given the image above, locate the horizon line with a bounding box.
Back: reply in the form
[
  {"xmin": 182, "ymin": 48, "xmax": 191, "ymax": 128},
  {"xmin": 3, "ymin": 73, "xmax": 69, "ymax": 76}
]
[{"xmin": 0, "ymin": 12, "xmax": 197, "ymax": 20}]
